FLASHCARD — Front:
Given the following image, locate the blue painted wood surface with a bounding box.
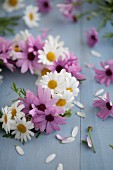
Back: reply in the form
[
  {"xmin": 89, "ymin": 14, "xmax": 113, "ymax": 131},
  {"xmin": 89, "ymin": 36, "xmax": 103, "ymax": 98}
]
[{"xmin": 0, "ymin": 0, "xmax": 113, "ymax": 170}]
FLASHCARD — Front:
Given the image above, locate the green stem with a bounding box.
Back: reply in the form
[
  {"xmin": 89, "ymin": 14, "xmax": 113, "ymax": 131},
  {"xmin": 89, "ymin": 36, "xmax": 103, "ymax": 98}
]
[{"xmin": 88, "ymin": 132, "xmax": 96, "ymax": 153}]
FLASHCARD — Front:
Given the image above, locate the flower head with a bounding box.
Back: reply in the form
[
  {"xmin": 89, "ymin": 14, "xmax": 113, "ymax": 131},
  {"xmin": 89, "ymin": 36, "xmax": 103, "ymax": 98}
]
[
  {"xmin": 93, "ymin": 92, "xmax": 113, "ymax": 120},
  {"xmin": 23, "ymin": 5, "xmax": 40, "ymax": 28},
  {"xmin": 3, "ymin": 0, "xmax": 24, "ymax": 12},
  {"xmin": 15, "ymin": 35, "xmax": 43, "ymax": 74},
  {"xmin": 86, "ymin": 27, "xmax": 99, "ymax": 47},
  {"xmin": 95, "ymin": 61, "xmax": 113, "ymax": 86},
  {"xmin": 0, "ymin": 106, "xmax": 14, "ymax": 133},
  {"xmin": 33, "ymin": 107, "xmax": 66, "ymax": 134},
  {"xmin": 11, "ymin": 117, "xmax": 34, "ymax": 142},
  {"xmin": 9, "ymin": 100, "xmax": 25, "ymax": 119},
  {"xmin": 36, "ymin": 0, "xmax": 52, "ymax": 13},
  {"xmin": 0, "ymin": 38, "xmax": 15, "ymax": 71}
]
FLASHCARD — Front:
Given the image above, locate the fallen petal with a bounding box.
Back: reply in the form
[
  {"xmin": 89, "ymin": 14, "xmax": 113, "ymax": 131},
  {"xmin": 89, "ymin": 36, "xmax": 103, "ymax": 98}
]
[
  {"xmin": 91, "ymin": 50, "xmax": 101, "ymax": 57},
  {"xmin": 95, "ymin": 89, "xmax": 104, "ymax": 97},
  {"xmin": 57, "ymin": 163, "xmax": 63, "ymax": 170},
  {"xmin": 15, "ymin": 145, "xmax": 24, "ymax": 155},
  {"xmin": 74, "ymin": 101, "xmax": 85, "ymax": 109},
  {"xmin": 72, "ymin": 126, "xmax": 79, "ymax": 138},
  {"xmin": 45, "ymin": 154, "xmax": 56, "ymax": 163},
  {"xmin": 76, "ymin": 112, "xmax": 86, "ymax": 118},
  {"xmin": 56, "ymin": 134, "xmax": 66, "ymax": 141},
  {"xmin": 84, "ymin": 63, "xmax": 95, "ymax": 69},
  {"xmin": 87, "ymin": 136, "xmax": 92, "ymax": 148},
  {"xmin": 61, "ymin": 137, "xmax": 75, "ymax": 144}
]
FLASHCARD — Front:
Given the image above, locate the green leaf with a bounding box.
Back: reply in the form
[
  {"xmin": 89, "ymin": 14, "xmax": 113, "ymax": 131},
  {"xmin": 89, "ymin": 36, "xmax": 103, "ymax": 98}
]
[
  {"xmin": 109, "ymin": 144, "xmax": 113, "ymax": 149},
  {"xmin": 62, "ymin": 110, "xmax": 72, "ymax": 117},
  {"xmin": 3, "ymin": 133, "xmax": 15, "ymax": 139},
  {"xmin": 36, "ymin": 131, "xmax": 41, "ymax": 138},
  {"xmin": 0, "ymin": 111, "xmax": 3, "ymax": 118}
]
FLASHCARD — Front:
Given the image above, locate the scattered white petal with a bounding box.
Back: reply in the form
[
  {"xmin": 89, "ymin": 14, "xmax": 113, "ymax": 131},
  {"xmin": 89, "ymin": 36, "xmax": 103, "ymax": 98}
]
[
  {"xmin": 72, "ymin": 126, "xmax": 79, "ymax": 138},
  {"xmin": 84, "ymin": 63, "xmax": 95, "ymax": 69},
  {"xmin": 76, "ymin": 112, "xmax": 86, "ymax": 118},
  {"xmin": 74, "ymin": 101, "xmax": 85, "ymax": 109},
  {"xmin": 61, "ymin": 137, "xmax": 75, "ymax": 144},
  {"xmin": 45, "ymin": 154, "xmax": 56, "ymax": 163},
  {"xmin": 57, "ymin": 163, "xmax": 63, "ymax": 170},
  {"xmin": 95, "ymin": 89, "xmax": 104, "ymax": 97},
  {"xmin": 56, "ymin": 134, "xmax": 66, "ymax": 141},
  {"xmin": 86, "ymin": 136, "xmax": 92, "ymax": 148},
  {"xmin": 91, "ymin": 50, "xmax": 101, "ymax": 58},
  {"xmin": 15, "ymin": 145, "xmax": 24, "ymax": 155}
]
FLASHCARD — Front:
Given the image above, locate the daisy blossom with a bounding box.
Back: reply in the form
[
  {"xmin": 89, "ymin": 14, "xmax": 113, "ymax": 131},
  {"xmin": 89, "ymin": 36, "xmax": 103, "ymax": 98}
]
[
  {"xmin": 53, "ymin": 90, "xmax": 74, "ymax": 111},
  {"xmin": 93, "ymin": 92, "xmax": 113, "ymax": 120},
  {"xmin": 33, "ymin": 107, "xmax": 66, "ymax": 134},
  {"xmin": 2, "ymin": 0, "xmax": 24, "ymax": 12},
  {"xmin": 39, "ymin": 71, "xmax": 65, "ymax": 95},
  {"xmin": 15, "ymin": 35, "xmax": 43, "ymax": 74},
  {"xmin": 36, "ymin": 0, "xmax": 52, "ymax": 13},
  {"xmin": 23, "ymin": 5, "xmax": 40, "ymax": 28},
  {"xmin": 38, "ymin": 35, "xmax": 69, "ymax": 65},
  {"xmin": 95, "ymin": 61, "xmax": 113, "ymax": 86},
  {"xmin": 9, "ymin": 100, "xmax": 25, "ymax": 119},
  {"xmin": 0, "ymin": 106, "xmax": 14, "ymax": 134},
  {"xmin": 11, "ymin": 117, "xmax": 34, "ymax": 142},
  {"xmin": 29, "ymin": 85, "xmax": 60, "ymax": 116},
  {"xmin": 86, "ymin": 27, "xmax": 99, "ymax": 47}
]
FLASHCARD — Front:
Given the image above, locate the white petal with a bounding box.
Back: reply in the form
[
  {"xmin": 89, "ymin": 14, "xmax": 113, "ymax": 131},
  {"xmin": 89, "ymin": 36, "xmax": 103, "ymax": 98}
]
[
  {"xmin": 15, "ymin": 145, "xmax": 24, "ymax": 155},
  {"xmin": 57, "ymin": 163, "xmax": 63, "ymax": 170},
  {"xmin": 76, "ymin": 112, "xmax": 86, "ymax": 118},
  {"xmin": 91, "ymin": 50, "xmax": 101, "ymax": 58},
  {"xmin": 72, "ymin": 126, "xmax": 78, "ymax": 138},
  {"xmin": 61, "ymin": 137, "xmax": 75, "ymax": 144},
  {"xmin": 45, "ymin": 154, "xmax": 56, "ymax": 163},
  {"xmin": 56, "ymin": 134, "xmax": 66, "ymax": 141},
  {"xmin": 74, "ymin": 101, "xmax": 85, "ymax": 109},
  {"xmin": 86, "ymin": 136, "xmax": 92, "ymax": 148},
  {"xmin": 95, "ymin": 89, "xmax": 104, "ymax": 97}
]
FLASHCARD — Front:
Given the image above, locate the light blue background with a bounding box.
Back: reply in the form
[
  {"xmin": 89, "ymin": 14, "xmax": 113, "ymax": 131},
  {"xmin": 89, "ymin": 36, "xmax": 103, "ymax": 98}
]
[{"xmin": 0, "ymin": 0, "xmax": 113, "ymax": 170}]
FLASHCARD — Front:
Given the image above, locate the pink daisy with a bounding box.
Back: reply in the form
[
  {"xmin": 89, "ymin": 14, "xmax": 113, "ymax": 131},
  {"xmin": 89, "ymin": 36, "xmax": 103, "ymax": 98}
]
[
  {"xmin": 29, "ymin": 85, "xmax": 63, "ymax": 116},
  {"xmin": 86, "ymin": 27, "xmax": 99, "ymax": 47},
  {"xmin": 33, "ymin": 107, "xmax": 66, "ymax": 134},
  {"xmin": 15, "ymin": 35, "xmax": 44, "ymax": 74},
  {"xmin": 36, "ymin": 0, "xmax": 52, "ymax": 13},
  {"xmin": 0, "ymin": 38, "xmax": 15, "ymax": 71},
  {"xmin": 95, "ymin": 61, "xmax": 113, "ymax": 86},
  {"xmin": 93, "ymin": 93, "xmax": 113, "ymax": 120}
]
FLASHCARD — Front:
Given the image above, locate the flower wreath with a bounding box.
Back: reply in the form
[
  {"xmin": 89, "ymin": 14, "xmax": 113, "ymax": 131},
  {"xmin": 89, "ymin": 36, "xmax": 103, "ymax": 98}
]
[{"xmin": 0, "ymin": 30, "xmax": 85, "ymax": 143}]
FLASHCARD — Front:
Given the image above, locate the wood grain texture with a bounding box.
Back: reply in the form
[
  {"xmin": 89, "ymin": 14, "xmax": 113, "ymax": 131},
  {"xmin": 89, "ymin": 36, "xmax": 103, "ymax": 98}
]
[{"xmin": 0, "ymin": 0, "xmax": 113, "ymax": 170}]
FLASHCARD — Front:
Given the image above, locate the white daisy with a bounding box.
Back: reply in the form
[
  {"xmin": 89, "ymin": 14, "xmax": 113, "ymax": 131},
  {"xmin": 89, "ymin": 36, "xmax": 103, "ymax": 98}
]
[
  {"xmin": 9, "ymin": 100, "xmax": 25, "ymax": 120},
  {"xmin": 0, "ymin": 106, "xmax": 14, "ymax": 134},
  {"xmin": 11, "ymin": 117, "xmax": 34, "ymax": 142},
  {"xmin": 2, "ymin": 0, "xmax": 24, "ymax": 12},
  {"xmin": 39, "ymin": 71, "xmax": 65, "ymax": 95},
  {"xmin": 23, "ymin": 5, "xmax": 40, "ymax": 28},
  {"xmin": 38, "ymin": 36, "xmax": 69, "ymax": 65},
  {"xmin": 10, "ymin": 30, "xmax": 31, "ymax": 59},
  {"xmin": 65, "ymin": 76, "xmax": 79, "ymax": 97},
  {"xmin": 53, "ymin": 90, "xmax": 74, "ymax": 111}
]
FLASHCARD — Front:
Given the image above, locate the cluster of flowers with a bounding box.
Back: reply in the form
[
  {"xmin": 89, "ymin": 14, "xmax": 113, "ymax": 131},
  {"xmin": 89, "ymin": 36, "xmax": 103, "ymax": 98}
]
[
  {"xmin": 0, "ymin": 69, "xmax": 80, "ymax": 143},
  {"xmin": 0, "ymin": 30, "xmax": 85, "ymax": 81},
  {"xmin": 0, "ymin": 31, "xmax": 85, "ymax": 143},
  {"xmin": 2, "ymin": 0, "xmax": 52, "ymax": 28},
  {"xmin": 93, "ymin": 92, "xmax": 113, "ymax": 120},
  {"xmin": 95, "ymin": 60, "xmax": 113, "ymax": 86}
]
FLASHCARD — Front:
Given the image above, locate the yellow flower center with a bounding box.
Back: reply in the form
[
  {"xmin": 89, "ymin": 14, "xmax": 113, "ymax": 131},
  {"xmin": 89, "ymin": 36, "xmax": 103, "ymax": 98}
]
[
  {"xmin": 8, "ymin": 0, "xmax": 18, "ymax": 6},
  {"xmin": 17, "ymin": 124, "xmax": 27, "ymax": 133},
  {"xmin": 56, "ymin": 99, "xmax": 66, "ymax": 107},
  {"xmin": 4, "ymin": 114, "xmax": 7, "ymax": 124},
  {"xmin": 29, "ymin": 13, "xmax": 34, "ymax": 20},
  {"xmin": 46, "ymin": 52, "xmax": 56, "ymax": 62},
  {"xmin": 48, "ymin": 80, "xmax": 57, "ymax": 89},
  {"xmin": 41, "ymin": 68, "xmax": 50, "ymax": 76},
  {"xmin": 66, "ymin": 87, "xmax": 73, "ymax": 92},
  {"xmin": 11, "ymin": 108, "xmax": 17, "ymax": 119},
  {"xmin": 14, "ymin": 45, "xmax": 21, "ymax": 52}
]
